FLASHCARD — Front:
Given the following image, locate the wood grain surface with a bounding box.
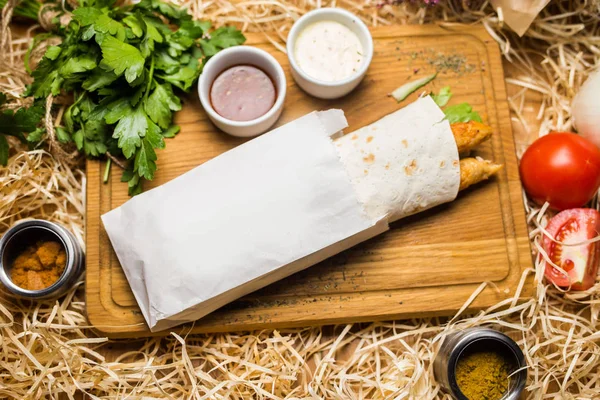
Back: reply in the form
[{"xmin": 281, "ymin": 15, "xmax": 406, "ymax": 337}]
[{"xmin": 85, "ymin": 25, "xmax": 534, "ymax": 338}]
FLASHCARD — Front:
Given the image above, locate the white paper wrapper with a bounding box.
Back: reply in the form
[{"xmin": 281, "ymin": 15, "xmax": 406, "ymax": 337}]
[
  {"xmin": 102, "ymin": 110, "xmax": 387, "ymax": 331},
  {"xmin": 335, "ymin": 96, "xmax": 460, "ymax": 222},
  {"xmin": 102, "ymin": 97, "xmax": 460, "ymax": 331}
]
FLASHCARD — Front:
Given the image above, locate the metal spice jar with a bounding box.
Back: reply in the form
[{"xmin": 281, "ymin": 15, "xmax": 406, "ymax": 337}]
[
  {"xmin": 0, "ymin": 220, "xmax": 84, "ymax": 299},
  {"xmin": 433, "ymin": 328, "xmax": 527, "ymax": 400}
]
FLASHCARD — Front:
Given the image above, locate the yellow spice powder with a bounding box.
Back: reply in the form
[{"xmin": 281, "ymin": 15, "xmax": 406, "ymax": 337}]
[{"xmin": 455, "ymin": 350, "xmax": 512, "ymax": 400}]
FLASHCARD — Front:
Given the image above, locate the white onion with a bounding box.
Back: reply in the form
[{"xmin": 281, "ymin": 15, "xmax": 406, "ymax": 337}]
[{"xmin": 572, "ymin": 69, "xmax": 600, "ymax": 149}]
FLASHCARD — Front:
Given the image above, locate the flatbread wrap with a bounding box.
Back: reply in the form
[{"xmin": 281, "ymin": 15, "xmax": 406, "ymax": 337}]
[
  {"xmin": 102, "ymin": 97, "xmax": 501, "ymax": 331},
  {"xmin": 334, "ymin": 96, "xmax": 500, "ymax": 222}
]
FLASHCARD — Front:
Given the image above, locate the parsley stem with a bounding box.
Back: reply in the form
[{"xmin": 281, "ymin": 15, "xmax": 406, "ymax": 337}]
[
  {"xmin": 105, "ymin": 151, "xmax": 127, "ymax": 169},
  {"xmin": 143, "ymin": 56, "xmax": 155, "ymax": 103},
  {"xmin": 71, "ymin": 91, "xmax": 84, "ymax": 109},
  {"xmin": 103, "ymin": 158, "xmax": 112, "ymax": 183},
  {"xmin": 25, "ymin": 33, "xmax": 54, "ymax": 74},
  {"xmin": 0, "ymin": 0, "xmax": 41, "ymax": 22}
]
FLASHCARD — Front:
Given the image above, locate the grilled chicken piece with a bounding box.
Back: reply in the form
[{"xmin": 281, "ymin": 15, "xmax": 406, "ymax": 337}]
[
  {"xmin": 459, "ymin": 157, "xmax": 503, "ymax": 191},
  {"xmin": 451, "ymin": 121, "xmax": 493, "ymax": 156}
]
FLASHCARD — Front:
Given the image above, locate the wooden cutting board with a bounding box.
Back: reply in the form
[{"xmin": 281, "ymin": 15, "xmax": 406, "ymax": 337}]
[{"xmin": 85, "ymin": 25, "xmax": 534, "ymax": 338}]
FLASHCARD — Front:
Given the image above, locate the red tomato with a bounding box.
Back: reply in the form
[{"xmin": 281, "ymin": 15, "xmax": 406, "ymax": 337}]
[
  {"xmin": 543, "ymin": 208, "xmax": 600, "ymax": 290},
  {"xmin": 519, "ymin": 132, "xmax": 600, "ymax": 210}
]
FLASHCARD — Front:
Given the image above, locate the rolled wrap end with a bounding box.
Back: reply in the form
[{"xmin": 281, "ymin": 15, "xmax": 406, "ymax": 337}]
[{"xmin": 334, "ymin": 96, "xmax": 461, "ymax": 223}]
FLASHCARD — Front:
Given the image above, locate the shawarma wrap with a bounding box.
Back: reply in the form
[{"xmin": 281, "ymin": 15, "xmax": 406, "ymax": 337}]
[{"xmin": 102, "ymin": 96, "xmax": 502, "ymax": 331}]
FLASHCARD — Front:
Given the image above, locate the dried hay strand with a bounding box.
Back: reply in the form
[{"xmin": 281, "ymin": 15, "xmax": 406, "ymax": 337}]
[{"xmin": 1, "ymin": 0, "xmax": 600, "ymax": 398}]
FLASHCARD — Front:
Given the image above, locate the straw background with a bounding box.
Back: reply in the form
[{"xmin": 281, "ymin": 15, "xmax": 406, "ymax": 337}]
[{"xmin": 1, "ymin": 0, "xmax": 600, "ymax": 398}]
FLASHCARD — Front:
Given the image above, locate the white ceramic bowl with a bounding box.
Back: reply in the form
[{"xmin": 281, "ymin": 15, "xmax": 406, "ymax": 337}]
[
  {"xmin": 198, "ymin": 46, "xmax": 287, "ymax": 137},
  {"xmin": 286, "ymin": 8, "xmax": 373, "ymax": 99}
]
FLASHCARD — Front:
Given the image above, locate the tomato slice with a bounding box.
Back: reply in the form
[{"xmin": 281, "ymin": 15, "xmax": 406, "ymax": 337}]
[{"xmin": 543, "ymin": 208, "xmax": 600, "ymax": 290}]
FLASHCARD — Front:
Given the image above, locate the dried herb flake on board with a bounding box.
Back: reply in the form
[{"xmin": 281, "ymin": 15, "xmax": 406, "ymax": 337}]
[{"xmin": 427, "ymin": 52, "xmax": 476, "ymax": 75}]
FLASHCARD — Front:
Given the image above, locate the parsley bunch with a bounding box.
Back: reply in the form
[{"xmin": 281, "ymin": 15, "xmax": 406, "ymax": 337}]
[{"xmin": 24, "ymin": 0, "xmax": 245, "ymax": 194}]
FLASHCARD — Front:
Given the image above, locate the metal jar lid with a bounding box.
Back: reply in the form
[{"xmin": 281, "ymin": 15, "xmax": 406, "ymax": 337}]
[
  {"xmin": 433, "ymin": 328, "xmax": 527, "ymax": 400},
  {"xmin": 0, "ymin": 219, "xmax": 85, "ymax": 299}
]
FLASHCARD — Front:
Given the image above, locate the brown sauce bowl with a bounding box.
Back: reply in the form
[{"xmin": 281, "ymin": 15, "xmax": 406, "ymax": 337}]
[{"xmin": 198, "ymin": 46, "xmax": 287, "ymax": 137}]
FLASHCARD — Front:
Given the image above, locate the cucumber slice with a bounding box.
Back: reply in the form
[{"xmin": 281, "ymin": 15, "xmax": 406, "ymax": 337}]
[{"xmin": 390, "ymin": 73, "xmax": 437, "ymax": 102}]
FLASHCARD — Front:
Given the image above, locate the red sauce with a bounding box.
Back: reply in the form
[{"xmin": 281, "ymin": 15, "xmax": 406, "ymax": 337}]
[{"xmin": 210, "ymin": 65, "xmax": 276, "ymax": 122}]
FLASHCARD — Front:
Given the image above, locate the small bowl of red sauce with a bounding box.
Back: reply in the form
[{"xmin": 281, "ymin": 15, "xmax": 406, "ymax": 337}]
[{"xmin": 198, "ymin": 46, "xmax": 287, "ymax": 137}]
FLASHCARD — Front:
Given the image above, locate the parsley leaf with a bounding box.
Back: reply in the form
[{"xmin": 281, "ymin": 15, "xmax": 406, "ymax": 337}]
[
  {"xmin": 157, "ymin": 66, "xmax": 198, "ymax": 91},
  {"xmin": 121, "ymin": 167, "xmax": 143, "ymax": 196},
  {"xmin": 136, "ymin": 0, "xmax": 188, "ymax": 22},
  {"xmin": 94, "ymin": 14, "xmax": 127, "ymax": 41},
  {"xmin": 59, "ymin": 55, "xmax": 97, "ymax": 77},
  {"xmin": 74, "ymin": 121, "xmax": 108, "ymax": 156},
  {"xmin": 0, "ymin": 106, "xmax": 44, "ymax": 138},
  {"xmin": 154, "ymin": 50, "xmax": 179, "ymax": 73},
  {"xmin": 145, "ymin": 119, "xmax": 165, "ymax": 149},
  {"xmin": 82, "ymin": 69, "xmax": 119, "ymax": 91},
  {"xmin": 142, "ymin": 16, "xmax": 165, "ymax": 43},
  {"xmin": 0, "ymin": 100, "xmax": 44, "ymax": 161},
  {"xmin": 208, "ymin": 26, "xmax": 246, "ymax": 50},
  {"xmin": 178, "ymin": 20, "xmax": 210, "ymax": 39},
  {"xmin": 444, "ymin": 103, "xmax": 483, "ymax": 123},
  {"xmin": 30, "ymin": 70, "xmax": 63, "ymax": 98},
  {"xmin": 134, "ymin": 136, "xmax": 157, "ymax": 180},
  {"xmin": 81, "ymin": 25, "xmax": 97, "ymax": 41},
  {"xmin": 123, "ymin": 15, "xmax": 144, "ymax": 38},
  {"xmin": 102, "ymin": 97, "xmax": 133, "ymax": 123},
  {"xmin": 73, "ymin": 7, "xmax": 103, "ymax": 26},
  {"xmin": 44, "ymin": 46, "xmax": 62, "ymax": 60},
  {"xmin": 100, "ymin": 35, "xmax": 145, "ymax": 83},
  {"xmin": 162, "ymin": 125, "xmax": 180, "ymax": 138},
  {"xmin": 55, "ymin": 127, "xmax": 72, "ymax": 144},
  {"xmin": 26, "ymin": 127, "xmax": 46, "ymax": 144},
  {"xmin": 112, "ymin": 104, "xmax": 147, "ymax": 158},
  {"xmin": 145, "ymin": 82, "xmax": 181, "ymax": 128},
  {"xmin": 199, "ymin": 26, "xmax": 246, "ymax": 57}
]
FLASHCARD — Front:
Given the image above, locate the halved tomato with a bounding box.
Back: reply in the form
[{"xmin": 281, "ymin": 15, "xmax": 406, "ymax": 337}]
[{"xmin": 543, "ymin": 208, "xmax": 600, "ymax": 290}]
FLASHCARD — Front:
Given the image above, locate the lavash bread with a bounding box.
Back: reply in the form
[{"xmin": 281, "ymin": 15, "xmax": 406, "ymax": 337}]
[{"xmin": 335, "ymin": 96, "xmax": 461, "ymax": 222}]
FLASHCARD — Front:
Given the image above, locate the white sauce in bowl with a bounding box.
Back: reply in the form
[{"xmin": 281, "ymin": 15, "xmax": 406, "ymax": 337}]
[{"xmin": 294, "ymin": 20, "xmax": 364, "ymax": 82}]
